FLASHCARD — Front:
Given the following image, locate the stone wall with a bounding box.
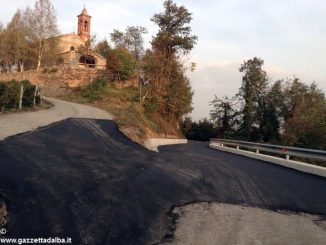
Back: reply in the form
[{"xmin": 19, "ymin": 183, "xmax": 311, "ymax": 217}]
[{"xmin": 0, "ymin": 68, "xmax": 113, "ymax": 96}]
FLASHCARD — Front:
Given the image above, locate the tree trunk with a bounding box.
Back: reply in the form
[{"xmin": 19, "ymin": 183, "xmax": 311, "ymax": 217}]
[
  {"xmin": 36, "ymin": 54, "xmax": 42, "ymax": 71},
  {"xmin": 19, "ymin": 61, "xmax": 24, "ymax": 72},
  {"xmin": 19, "ymin": 85, "xmax": 24, "ymax": 110},
  {"xmin": 33, "ymin": 85, "xmax": 38, "ymax": 109},
  {"xmin": 36, "ymin": 41, "xmax": 43, "ymax": 71}
]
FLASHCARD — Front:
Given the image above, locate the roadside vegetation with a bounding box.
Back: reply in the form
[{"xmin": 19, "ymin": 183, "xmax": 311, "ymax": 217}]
[
  {"xmin": 0, "ymin": 80, "xmax": 47, "ymax": 112},
  {"xmin": 183, "ymin": 57, "xmax": 326, "ymax": 151},
  {"xmin": 62, "ymin": 0, "xmax": 197, "ymax": 143},
  {"xmin": 96, "ymin": 0, "xmax": 196, "ymax": 123},
  {"xmin": 0, "ymin": 0, "xmax": 58, "ymax": 72},
  {"xmin": 4, "ymin": 0, "xmax": 324, "ymax": 152},
  {"xmin": 63, "ymin": 79, "xmax": 183, "ymax": 144},
  {"xmin": 1, "ymin": 0, "xmax": 197, "ymax": 143}
]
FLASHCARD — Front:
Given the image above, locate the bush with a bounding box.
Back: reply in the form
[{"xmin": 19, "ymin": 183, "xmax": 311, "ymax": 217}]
[
  {"xmin": 81, "ymin": 79, "xmax": 108, "ymax": 101},
  {"xmin": 21, "ymin": 80, "xmax": 36, "ymax": 107},
  {"xmin": 0, "ymin": 80, "xmax": 21, "ymax": 110},
  {"xmin": 107, "ymin": 47, "xmax": 136, "ymax": 81},
  {"xmin": 143, "ymin": 95, "xmax": 159, "ymax": 113},
  {"xmin": 0, "ymin": 80, "xmax": 38, "ymax": 111},
  {"xmin": 182, "ymin": 117, "xmax": 218, "ymax": 141}
]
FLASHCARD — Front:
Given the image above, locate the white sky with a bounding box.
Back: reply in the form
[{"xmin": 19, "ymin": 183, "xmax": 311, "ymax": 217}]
[{"xmin": 1, "ymin": 0, "xmax": 326, "ymax": 120}]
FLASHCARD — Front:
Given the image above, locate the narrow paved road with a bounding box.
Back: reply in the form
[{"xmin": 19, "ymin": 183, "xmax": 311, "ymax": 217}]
[
  {"xmin": 0, "ymin": 118, "xmax": 325, "ymax": 244},
  {"xmin": 0, "ymin": 97, "xmax": 113, "ymax": 140}
]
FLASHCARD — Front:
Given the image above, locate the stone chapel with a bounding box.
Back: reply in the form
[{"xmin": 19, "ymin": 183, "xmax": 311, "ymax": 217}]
[{"xmin": 48, "ymin": 7, "xmax": 106, "ymax": 69}]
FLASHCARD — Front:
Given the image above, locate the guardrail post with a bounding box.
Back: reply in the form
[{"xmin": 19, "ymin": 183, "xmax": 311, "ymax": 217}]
[
  {"xmin": 256, "ymin": 149, "xmax": 260, "ymax": 154},
  {"xmin": 286, "ymin": 155, "xmax": 290, "ymax": 161},
  {"xmin": 236, "ymin": 145, "xmax": 239, "ymax": 150}
]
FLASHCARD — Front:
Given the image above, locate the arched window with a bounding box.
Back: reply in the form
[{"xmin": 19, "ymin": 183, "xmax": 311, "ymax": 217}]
[
  {"xmin": 79, "ymin": 55, "xmax": 96, "ymax": 68},
  {"xmin": 85, "ymin": 21, "xmax": 88, "ymax": 32},
  {"xmin": 70, "ymin": 46, "xmax": 75, "ymax": 51}
]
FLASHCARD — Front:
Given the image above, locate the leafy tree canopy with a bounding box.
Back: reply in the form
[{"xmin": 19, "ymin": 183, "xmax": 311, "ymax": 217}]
[
  {"xmin": 151, "ymin": 0, "xmax": 197, "ymax": 57},
  {"xmin": 209, "ymin": 57, "xmax": 326, "ymax": 150}
]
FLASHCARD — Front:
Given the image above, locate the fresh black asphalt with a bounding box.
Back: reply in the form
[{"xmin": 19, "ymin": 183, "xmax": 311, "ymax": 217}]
[{"xmin": 0, "ymin": 118, "xmax": 325, "ymax": 244}]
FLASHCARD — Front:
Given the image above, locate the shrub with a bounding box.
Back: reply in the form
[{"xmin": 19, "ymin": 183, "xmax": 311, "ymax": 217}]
[
  {"xmin": 107, "ymin": 47, "xmax": 136, "ymax": 81},
  {"xmin": 21, "ymin": 80, "xmax": 36, "ymax": 107},
  {"xmin": 0, "ymin": 80, "xmax": 38, "ymax": 111},
  {"xmin": 81, "ymin": 79, "xmax": 107, "ymax": 101},
  {"xmin": 0, "ymin": 80, "xmax": 21, "ymax": 110},
  {"xmin": 143, "ymin": 94, "xmax": 159, "ymax": 113}
]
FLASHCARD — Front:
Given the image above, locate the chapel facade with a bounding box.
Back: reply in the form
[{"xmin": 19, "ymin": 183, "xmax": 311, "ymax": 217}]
[{"xmin": 48, "ymin": 7, "xmax": 106, "ymax": 69}]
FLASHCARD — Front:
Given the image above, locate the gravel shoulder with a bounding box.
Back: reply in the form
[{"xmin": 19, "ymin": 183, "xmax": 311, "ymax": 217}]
[
  {"xmin": 164, "ymin": 202, "xmax": 326, "ymax": 245},
  {"xmin": 0, "ymin": 97, "xmax": 113, "ymax": 140}
]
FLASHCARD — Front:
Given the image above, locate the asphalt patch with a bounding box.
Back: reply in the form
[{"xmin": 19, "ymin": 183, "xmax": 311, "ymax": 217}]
[{"xmin": 0, "ymin": 118, "xmax": 325, "ymax": 244}]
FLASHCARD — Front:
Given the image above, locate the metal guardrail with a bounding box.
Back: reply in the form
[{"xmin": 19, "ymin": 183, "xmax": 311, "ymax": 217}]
[{"xmin": 210, "ymin": 138, "xmax": 326, "ymax": 162}]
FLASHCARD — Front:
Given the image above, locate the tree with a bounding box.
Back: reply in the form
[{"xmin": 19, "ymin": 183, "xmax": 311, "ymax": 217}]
[
  {"xmin": 26, "ymin": 0, "xmax": 59, "ymax": 70},
  {"xmin": 0, "ymin": 21, "xmax": 3, "ymax": 44},
  {"xmin": 106, "ymin": 49, "xmax": 120, "ymax": 81},
  {"xmin": 283, "ymin": 77, "xmax": 309, "ymax": 121},
  {"xmin": 210, "ymin": 96, "xmax": 238, "ymax": 137},
  {"xmin": 206, "ymin": 58, "xmax": 326, "ymax": 149},
  {"xmin": 151, "ymin": 0, "xmax": 197, "ymax": 58},
  {"xmin": 238, "ymin": 57, "xmax": 268, "ymax": 140},
  {"xmin": 182, "ymin": 117, "xmax": 217, "ymax": 141},
  {"xmin": 115, "ymin": 47, "xmax": 136, "ymax": 80},
  {"xmin": 110, "ymin": 29, "xmax": 125, "ymax": 48},
  {"xmin": 258, "ymin": 99, "xmax": 280, "ymax": 143},
  {"xmin": 95, "ymin": 39, "xmax": 111, "ymax": 58},
  {"xmin": 0, "ymin": 9, "xmax": 36, "ymax": 72},
  {"xmin": 6, "ymin": 10, "xmax": 27, "ymax": 71},
  {"xmin": 106, "ymin": 47, "xmax": 136, "ymax": 81},
  {"xmin": 77, "ymin": 34, "xmax": 96, "ymax": 55},
  {"xmin": 256, "ymin": 80, "xmax": 286, "ymax": 143},
  {"xmin": 162, "ymin": 61, "xmax": 193, "ymax": 120},
  {"xmin": 268, "ymin": 80, "xmax": 286, "ymax": 119},
  {"xmin": 110, "ymin": 26, "xmax": 147, "ymax": 61},
  {"xmin": 0, "ymin": 22, "xmax": 8, "ymax": 71},
  {"xmin": 142, "ymin": 0, "xmax": 196, "ymax": 121},
  {"xmin": 282, "ymin": 81, "xmax": 326, "ymax": 150},
  {"xmin": 125, "ymin": 26, "xmax": 148, "ymax": 61}
]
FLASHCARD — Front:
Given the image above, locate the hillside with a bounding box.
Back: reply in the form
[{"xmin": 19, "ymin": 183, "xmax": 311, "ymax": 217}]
[{"xmin": 59, "ymin": 80, "xmax": 184, "ymax": 145}]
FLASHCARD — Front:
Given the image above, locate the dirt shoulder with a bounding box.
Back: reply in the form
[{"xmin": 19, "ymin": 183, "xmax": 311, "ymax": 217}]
[{"xmin": 163, "ymin": 202, "xmax": 326, "ymax": 245}]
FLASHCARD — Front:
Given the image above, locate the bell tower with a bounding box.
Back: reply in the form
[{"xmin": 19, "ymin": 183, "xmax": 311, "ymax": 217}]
[{"xmin": 77, "ymin": 7, "xmax": 92, "ymax": 42}]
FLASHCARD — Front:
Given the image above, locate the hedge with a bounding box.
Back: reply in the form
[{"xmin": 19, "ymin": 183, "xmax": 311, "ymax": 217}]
[{"xmin": 0, "ymin": 80, "xmax": 39, "ymax": 111}]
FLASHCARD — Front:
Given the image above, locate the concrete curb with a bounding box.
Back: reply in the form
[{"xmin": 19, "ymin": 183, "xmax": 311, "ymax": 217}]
[
  {"xmin": 144, "ymin": 138, "xmax": 188, "ymax": 152},
  {"xmin": 210, "ymin": 143, "xmax": 326, "ymax": 178}
]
